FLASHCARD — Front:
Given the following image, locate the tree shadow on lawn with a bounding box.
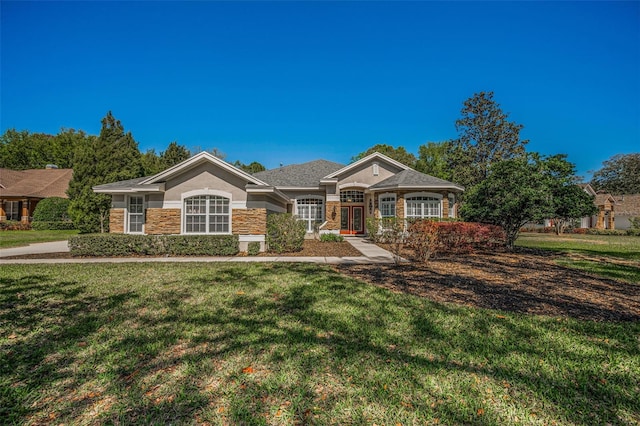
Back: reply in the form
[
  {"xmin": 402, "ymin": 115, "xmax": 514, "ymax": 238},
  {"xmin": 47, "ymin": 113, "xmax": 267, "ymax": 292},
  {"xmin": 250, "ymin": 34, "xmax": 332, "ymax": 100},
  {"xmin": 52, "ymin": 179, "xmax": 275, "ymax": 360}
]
[
  {"xmin": 337, "ymin": 251, "xmax": 640, "ymax": 322},
  {"xmin": 2, "ymin": 264, "xmax": 639, "ymax": 425}
]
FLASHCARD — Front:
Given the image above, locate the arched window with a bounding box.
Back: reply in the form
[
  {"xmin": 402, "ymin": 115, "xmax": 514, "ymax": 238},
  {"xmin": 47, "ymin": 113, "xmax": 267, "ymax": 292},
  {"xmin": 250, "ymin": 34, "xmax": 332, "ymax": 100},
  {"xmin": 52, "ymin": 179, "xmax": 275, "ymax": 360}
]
[
  {"xmin": 405, "ymin": 194, "xmax": 442, "ymax": 219},
  {"xmin": 184, "ymin": 195, "xmax": 230, "ymax": 234},
  {"xmin": 296, "ymin": 196, "xmax": 324, "ymax": 232}
]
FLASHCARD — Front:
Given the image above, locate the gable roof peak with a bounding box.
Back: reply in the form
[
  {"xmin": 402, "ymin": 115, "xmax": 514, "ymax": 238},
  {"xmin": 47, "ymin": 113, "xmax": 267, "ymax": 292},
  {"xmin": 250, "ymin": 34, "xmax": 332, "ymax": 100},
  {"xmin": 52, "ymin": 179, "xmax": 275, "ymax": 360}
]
[
  {"xmin": 142, "ymin": 151, "xmax": 268, "ymax": 186},
  {"xmin": 323, "ymin": 151, "xmax": 409, "ymax": 179}
]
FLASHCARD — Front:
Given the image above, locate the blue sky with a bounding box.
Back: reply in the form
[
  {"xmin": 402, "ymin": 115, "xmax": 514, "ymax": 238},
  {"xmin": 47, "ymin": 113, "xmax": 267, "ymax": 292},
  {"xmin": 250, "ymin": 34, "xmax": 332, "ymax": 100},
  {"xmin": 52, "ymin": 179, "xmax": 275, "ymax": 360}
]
[{"xmin": 1, "ymin": 1, "xmax": 638, "ymax": 179}]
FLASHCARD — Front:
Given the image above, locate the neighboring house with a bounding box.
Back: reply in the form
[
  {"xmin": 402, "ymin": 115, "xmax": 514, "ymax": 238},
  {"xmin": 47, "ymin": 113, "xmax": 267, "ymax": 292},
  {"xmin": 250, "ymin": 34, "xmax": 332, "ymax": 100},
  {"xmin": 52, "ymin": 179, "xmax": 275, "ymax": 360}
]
[
  {"xmin": 93, "ymin": 151, "xmax": 464, "ymax": 251},
  {"xmin": 613, "ymin": 194, "xmax": 640, "ymax": 230},
  {"xmin": 578, "ymin": 184, "xmax": 616, "ymax": 229},
  {"xmin": 0, "ymin": 166, "xmax": 73, "ymax": 223}
]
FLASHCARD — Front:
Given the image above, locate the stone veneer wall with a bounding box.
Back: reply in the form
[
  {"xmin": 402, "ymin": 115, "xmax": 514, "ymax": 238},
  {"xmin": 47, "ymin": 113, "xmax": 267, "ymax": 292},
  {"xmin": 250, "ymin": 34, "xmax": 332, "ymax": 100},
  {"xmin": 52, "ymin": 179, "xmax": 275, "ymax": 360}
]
[
  {"xmin": 232, "ymin": 208, "xmax": 267, "ymax": 235},
  {"xmin": 145, "ymin": 208, "xmax": 181, "ymax": 235},
  {"xmin": 324, "ymin": 201, "xmax": 341, "ymax": 231},
  {"xmin": 109, "ymin": 208, "xmax": 125, "ymax": 233}
]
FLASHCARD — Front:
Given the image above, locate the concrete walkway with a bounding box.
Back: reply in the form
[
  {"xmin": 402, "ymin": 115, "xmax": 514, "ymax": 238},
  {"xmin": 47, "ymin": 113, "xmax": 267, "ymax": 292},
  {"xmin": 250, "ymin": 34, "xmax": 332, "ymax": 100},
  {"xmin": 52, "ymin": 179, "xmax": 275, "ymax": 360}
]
[
  {"xmin": 0, "ymin": 240, "xmax": 69, "ymax": 258},
  {"xmin": 0, "ymin": 237, "xmax": 400, "ymax": 264}
]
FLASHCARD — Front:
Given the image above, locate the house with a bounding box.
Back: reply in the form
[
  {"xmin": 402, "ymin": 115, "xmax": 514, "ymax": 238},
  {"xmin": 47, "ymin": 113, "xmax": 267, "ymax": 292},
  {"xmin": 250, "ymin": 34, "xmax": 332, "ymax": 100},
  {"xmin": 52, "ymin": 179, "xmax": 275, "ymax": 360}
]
[
  {"xmin": 613, "ymin": 194, "xmax": 640, "ymax": 230},
  {"xmin": 93, "ymin": 151, "xmax": 464, "ymax": 251},
  {"xmin": 578, "ymin": 184, "xmax": 616, "ymax": 229},
  {"xmin": 0, "ymin": 166, "xmax": 73, "ymax": 223}
]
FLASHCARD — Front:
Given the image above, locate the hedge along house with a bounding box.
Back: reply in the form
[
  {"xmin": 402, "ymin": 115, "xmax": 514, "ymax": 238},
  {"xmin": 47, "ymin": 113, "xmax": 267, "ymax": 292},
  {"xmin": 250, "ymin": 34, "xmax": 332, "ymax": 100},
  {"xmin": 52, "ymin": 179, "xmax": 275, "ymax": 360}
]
[
  {"xmin": 0, "ymin": 166, "xmax": 73, "ymax": 223},
  {"xmin": 94, "ymin": 151, "xmax": 464, "ymax": 251}
]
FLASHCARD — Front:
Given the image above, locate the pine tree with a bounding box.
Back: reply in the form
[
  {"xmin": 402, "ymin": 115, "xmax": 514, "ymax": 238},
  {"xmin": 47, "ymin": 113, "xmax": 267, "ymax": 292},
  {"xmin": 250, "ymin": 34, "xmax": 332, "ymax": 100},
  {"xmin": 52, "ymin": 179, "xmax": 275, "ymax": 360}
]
[
  {"xmin": 450, "ymin": 91, "xmax": 528, "ymax": 189},
  {"xmin": 161, "ymin": 141, "xmax": 191, "ymax": 169},
  {"xmin": 67, "ymin": 112, "xmax": 143, "ymax": 233}
]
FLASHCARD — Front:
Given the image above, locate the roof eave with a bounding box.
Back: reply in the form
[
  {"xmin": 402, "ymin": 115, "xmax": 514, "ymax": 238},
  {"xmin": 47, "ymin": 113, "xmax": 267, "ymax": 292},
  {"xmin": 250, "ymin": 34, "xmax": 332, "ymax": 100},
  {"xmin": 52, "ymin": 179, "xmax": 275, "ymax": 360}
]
[
  {"xmin": 246, "ymin": 185, "xmax": 290, "ymax": 202},
  {"xmin": 369, "ymin": 184, "xmax": 465, "ymax": 192},
  {"xmin": 93, "ymin": 183, "xmax": 165, "ymax": 194}
]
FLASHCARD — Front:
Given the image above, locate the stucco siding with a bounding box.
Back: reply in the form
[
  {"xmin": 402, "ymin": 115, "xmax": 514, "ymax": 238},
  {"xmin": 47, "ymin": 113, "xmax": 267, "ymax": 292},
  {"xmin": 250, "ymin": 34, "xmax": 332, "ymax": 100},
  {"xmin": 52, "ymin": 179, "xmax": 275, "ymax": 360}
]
[
  {"xmin": 337, "ymin": 161, "xmax": 403, "ymax": 187},
  {"xmin": 163, "ymin": 163, "xmax": 249, "ymax": 202}
]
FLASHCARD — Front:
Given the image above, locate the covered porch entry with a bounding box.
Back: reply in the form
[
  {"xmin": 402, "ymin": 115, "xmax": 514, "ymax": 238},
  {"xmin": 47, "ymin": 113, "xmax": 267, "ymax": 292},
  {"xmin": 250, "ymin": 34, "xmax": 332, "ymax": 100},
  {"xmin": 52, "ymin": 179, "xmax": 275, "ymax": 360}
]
[{"xmin": 339, "ymin": 189, "xmax": 365, "ymax": 235}]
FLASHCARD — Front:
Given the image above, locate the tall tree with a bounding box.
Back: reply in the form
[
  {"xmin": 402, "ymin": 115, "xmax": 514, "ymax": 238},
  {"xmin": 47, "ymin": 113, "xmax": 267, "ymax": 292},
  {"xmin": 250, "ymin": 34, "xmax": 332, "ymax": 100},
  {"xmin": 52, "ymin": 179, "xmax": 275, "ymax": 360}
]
[
  {"xmin": 450, "ymin": 91, "xmax": 528, "ymax": 189},
  {"xmin": 51, "ymin": 129, "xmax": 92, "ymax": 169},
  {"xmin": 141, "ymin": 149, "xmax": 164, "ymax": 176},
  {"xmin": 460, "ymin": 154, "xmax": 548, "ymax": 249},
  {"xmin": 161, "ymin": 141, "xmax": 191, "ymax": 168},
  {"xmin": 233, "ymin": 160, "xmax": 266, "ymax": 174},
  {"xmin": 543, "ymin": 154, "xmax": 597, "ymax": 234},
  {"xmin": 68, "ymin": 112, "xmax": 143, "ymax": 233},
  {"xmin": 351, "ymin": 144, "xmax": 417, "ymax": 168},
  {"xmin": 591, "ymin": 153, "xmax": 640, "ymax": 194},
  {"xmin": 415, "ymin": 141, "xmax": 453, "ymax": 180},
  {"xmin": 0, "ymin": 129, "xmax": 54, "ymax": 169}
]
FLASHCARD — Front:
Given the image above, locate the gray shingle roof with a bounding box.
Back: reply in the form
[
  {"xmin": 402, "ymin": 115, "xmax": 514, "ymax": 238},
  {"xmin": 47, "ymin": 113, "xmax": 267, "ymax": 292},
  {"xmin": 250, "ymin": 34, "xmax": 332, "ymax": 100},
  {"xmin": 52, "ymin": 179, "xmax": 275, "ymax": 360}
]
[
  {"xmin": 93, "ymin": 176, "xmax": 150, "ymax": 191},
  {"xmin": 368, "ymin": 169, "xmax": 463, "ymax": 190},
  {"xmin": 253, "ymin": 160, "xmax": 344, "ymax": 187}
]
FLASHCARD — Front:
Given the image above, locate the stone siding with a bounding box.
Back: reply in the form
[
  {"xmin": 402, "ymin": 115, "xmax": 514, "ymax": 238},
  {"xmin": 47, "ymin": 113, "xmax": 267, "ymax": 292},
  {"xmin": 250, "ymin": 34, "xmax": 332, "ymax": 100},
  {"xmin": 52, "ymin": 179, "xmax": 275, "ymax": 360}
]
[
  {"xmin": 233, "ymin": 208, "xmax": 267, "ymax": 235},
  {"xmin": 324, "ymin": 201, "xmax": 341, "ymax": 231},
  {"xmin": 145, "ymin": 208, "xmax": 181, "ymax": 235},
  {"xmin": 109, "ymin": 208, "xmax": 125, "ymax": 233}
]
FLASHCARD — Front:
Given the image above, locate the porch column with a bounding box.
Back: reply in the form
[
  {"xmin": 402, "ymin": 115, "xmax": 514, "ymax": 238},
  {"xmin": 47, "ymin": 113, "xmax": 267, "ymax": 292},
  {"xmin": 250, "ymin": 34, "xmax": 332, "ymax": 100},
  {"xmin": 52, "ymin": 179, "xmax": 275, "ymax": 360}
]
[
  {"xmin": 596, "ymin": 210, "xmax": 605, "ymax": 229},
  {"xmin": 608, "ymin": 211, "xmax": 615, "ymax": 230},
  {"xmin": 21, "ymin": 199, "xmax": 30, "ymax": 223},
  {"xmin": 0, "ymin": 200, "xmax": 6, "ymax": 221},
  {"xmin": 442, "ymin": 197, "xmax": 449, "ymax": 219}
]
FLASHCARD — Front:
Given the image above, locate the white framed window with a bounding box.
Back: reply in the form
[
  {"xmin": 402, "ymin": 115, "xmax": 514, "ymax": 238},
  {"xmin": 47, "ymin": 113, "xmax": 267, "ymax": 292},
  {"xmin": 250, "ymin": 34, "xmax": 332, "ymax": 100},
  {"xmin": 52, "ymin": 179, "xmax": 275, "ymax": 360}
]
[
  {"xmin": 184, "ymin": 195, "xmax": 230, "ymax": 234},
  {"xmin": 128, "ymin": 195, "xmax": 144, "ymax": 234},
  {"xmin": 296, "ymin": 196, "xmax": 324, "ymax": 232},
  {"xmin": 379, "ymin": 194, "xmax": 396, "ymax": 218},
  {"xmin": 373, "ymin": 163, "xmax": 379, "ymax": 176},
  {"xmin": 340, "ymin": 190, "xmax": 364, "ymax": 203},
  {"xmin": 405, "ymin": 193, "xmax": 442, "ymax": 219}
]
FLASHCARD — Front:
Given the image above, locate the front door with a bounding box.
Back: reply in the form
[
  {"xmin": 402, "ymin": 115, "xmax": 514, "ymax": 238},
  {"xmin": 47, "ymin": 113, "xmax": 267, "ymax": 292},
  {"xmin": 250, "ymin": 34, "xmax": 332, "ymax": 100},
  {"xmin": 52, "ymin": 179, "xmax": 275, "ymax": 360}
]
[{"xmin": 340, "ymin": 206, "xmax": 364, "ymax": 235}]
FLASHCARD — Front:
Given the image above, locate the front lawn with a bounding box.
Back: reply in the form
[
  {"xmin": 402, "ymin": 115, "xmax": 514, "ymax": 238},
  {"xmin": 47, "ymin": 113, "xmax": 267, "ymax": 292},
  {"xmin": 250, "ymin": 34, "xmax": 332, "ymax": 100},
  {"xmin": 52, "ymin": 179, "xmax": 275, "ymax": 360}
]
[
  {"xmin": 1, "ymin": 263, "xmax": 638, "ymax": 425},
  {"xmin": 0, "ymin": 229, "xmax": 79, "ymax": 249},
  {"xmin": 515, "ymin": 232, "xmax": 640, "ymax": 261},
  {"xmin": 515, "ymin": 233, "xmax": 640, "ymax": 284}
]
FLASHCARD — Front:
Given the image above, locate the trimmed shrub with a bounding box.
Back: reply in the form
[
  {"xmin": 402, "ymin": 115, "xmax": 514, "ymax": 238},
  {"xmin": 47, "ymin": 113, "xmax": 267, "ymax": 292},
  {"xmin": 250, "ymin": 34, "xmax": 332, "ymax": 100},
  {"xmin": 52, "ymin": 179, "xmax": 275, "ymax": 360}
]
[
  {"xmin": 0, "ymin": 220, "xmax": 31, "ymax": 231},
  {"xmin": 69, "ymin": 234, "xmax": 239, "ymax": 257},
  {"xmin": 266, "ymin": 213, "xmax": 306, "ymax": 253},
  {"xmin": 626, "ymin": 229, "xmax": 640, "ymax": 236},
  {"xmin": 319, "ymin": 233, "xmax": 344, "ymax": 242},
  {"xmin": 31, "ymin": 197, "xmax": 75, "ymax": 230},
  {"xmin": 630, "ymin": 217, "xmax": 640, "ymax": 230},
  {"xmin": 406, "ymin": 220, "xmax": 440, "ymax": 262},
  {"xmin": 247, "ymin": 241, "xmax": 261, "ymax": 256},
  {"xmin": 33, "ymin": 197, "xmax": 71, "ymax": 222},
  {"xmin": 406, "ymin": 221, "xmax": 506, "ymax": 261}
]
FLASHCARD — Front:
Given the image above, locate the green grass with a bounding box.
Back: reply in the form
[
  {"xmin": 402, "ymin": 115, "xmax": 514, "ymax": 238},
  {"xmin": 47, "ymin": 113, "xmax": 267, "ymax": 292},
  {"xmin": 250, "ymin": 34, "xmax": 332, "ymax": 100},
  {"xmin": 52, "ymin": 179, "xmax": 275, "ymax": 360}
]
[
  {"xmin": 1, "ymin": 263, "xmax": 638, "ymax": 425},
  {"xmin": 516, "ymin": 233, "xmax": 640, "ymax": 284},
  {"xmin": 0, "ymin": 229, "xmax": 79, "ymax": 249},
  {"xmin": 516, "ymin": 233, "xmax": 640, "ymax": 261},
  {"xmin": 555, "ymin": 259, "xmax": 640, "ymax": 284}
]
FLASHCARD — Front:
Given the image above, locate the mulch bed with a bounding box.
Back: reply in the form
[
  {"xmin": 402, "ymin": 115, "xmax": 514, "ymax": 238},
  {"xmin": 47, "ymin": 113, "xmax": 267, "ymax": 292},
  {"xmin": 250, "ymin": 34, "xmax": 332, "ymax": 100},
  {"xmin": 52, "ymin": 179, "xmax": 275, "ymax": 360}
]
[{"xmin": 336, "ymin": 249, "xmax": 640, "ymax": 322}]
